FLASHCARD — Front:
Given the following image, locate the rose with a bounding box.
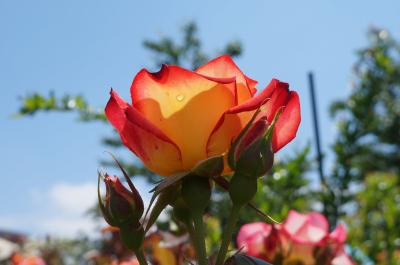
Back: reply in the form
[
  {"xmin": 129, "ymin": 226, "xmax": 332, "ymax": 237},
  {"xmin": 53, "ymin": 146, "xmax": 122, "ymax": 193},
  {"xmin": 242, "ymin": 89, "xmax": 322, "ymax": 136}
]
[
  {"xmin": 237, "ymin": 211, "xmax": 355, "ymax": 265},
  {"xmin": 105, "ymin": 55, "xmax": 300, "ymax": 176},
  {"xmin": 331, "ymin": 250, "xmax": 355, "ymax": 265},
  {"xmin": 237, "ymin": 222, "xmax": 278, "ymax": 262},
  {"xmin": 278, "ymin": 210, "xmax": 330, "ymax": 264},
  {"xmin": 328, "ymin": 224, "xmax": 354, "ymax": 265},
  {"xmin": 279, "ymin": 211, "xmax": 354, "ymax": 265}
]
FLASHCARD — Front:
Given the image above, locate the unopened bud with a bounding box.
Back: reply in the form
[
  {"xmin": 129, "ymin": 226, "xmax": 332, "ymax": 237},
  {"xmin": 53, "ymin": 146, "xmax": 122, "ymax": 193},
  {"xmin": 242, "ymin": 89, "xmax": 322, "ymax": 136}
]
[
  {"xmin": 98, "ymin": 173, "xmax": 144, "ymax": 228},
  {"xmin": 229, "ymin": 116, "xmax": 274, "ymax": 179}
]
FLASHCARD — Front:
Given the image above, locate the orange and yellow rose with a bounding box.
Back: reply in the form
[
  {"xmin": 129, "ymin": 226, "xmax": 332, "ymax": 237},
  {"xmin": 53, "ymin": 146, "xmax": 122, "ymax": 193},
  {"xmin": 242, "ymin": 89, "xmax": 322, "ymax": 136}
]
[{"xmin": 105, "ymin": 55, "xmax": 300, "ymax": 176}]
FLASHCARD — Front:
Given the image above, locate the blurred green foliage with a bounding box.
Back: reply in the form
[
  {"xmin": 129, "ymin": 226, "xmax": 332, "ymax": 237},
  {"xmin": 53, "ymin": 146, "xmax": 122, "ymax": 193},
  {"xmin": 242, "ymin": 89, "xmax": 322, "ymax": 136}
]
[
  {"xmin": 16, "ymin": 93, "xmax": 106, "ymax": 122},
  {"xmin": 328, "ymin": 27, "xmax": 400, "ymax": 264},
  {"xmin": 143, "ymin": 22, "xmax": 241, "ymax": 70},
  {"xmin": 347, "ymin": 173, "xmax": 400, "ymax": 265}
]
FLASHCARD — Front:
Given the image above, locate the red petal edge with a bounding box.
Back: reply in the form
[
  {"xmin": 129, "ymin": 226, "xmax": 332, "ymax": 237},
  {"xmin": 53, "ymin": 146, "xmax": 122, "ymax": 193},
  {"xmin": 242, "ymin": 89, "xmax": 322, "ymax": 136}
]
[
  {"xmin": 272, "ymin": 91, "xmax": 301, "ymax": 152},
  {"xmin": 105, "ymin": 89, "xmax": 182, "ymax": 161},
  {"xmin": 206, "ymin": 79, "xmax": 284, "ymax": 154},
  {"xmin": 131, "ymin": 64, "xmax": 237, "ymax": 105}
]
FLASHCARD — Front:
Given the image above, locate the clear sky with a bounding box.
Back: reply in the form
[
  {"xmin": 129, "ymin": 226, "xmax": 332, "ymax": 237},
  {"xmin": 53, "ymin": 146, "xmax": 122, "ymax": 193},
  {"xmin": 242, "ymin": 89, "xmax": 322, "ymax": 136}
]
[{"xmin": 1, "ymin": 0, "xmax": 399, "ymax": 237}]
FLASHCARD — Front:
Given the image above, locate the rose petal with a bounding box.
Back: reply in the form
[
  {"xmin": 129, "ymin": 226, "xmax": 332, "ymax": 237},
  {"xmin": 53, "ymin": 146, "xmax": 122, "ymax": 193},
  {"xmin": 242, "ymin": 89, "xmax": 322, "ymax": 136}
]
[
  {"xmin": 196, "ymin": 55, "xmax": 257, "ymax": 104},
  {"xmin": 272, "ymin": 91, "xmax": 301, "ymax": 152},
  {"xmin": 282, "ymin": 210, "xmax": 328, "ymax": 245},
  {"xmin": 206, "ymin": 79, "xmax": 281, "ymax": 158},
  {"xmin": 332, "ymin": 250, "xmax": 355, "ymax": 265},
  {"xmin": 282, "ymin": 210, "xmax": 309, "ymax": 238},
  {"xmin": 237, "ymin": 222, "xmax": 272, "ymax": 257},
  {"xmin": 330, "ymin": 224, "xmax": 347, "ymax": 244},
  {"xmin": 130, "ymin": 65, "xmax": 236, "ymax": 171},
  {"xmin": 105, "ymin": 89, "xmax": 182, "ymax": 176}
]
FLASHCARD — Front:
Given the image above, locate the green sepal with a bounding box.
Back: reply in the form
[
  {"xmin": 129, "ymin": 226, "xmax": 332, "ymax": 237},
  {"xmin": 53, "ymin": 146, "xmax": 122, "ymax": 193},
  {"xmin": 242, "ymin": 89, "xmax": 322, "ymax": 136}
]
[
  {"xmin": 144, "ymin": 184, "xmax": 179, "ymax": 232},
  {"xmin": 192, "ymin": 155, "xmax": 224, "ymax": 177},
  {"xmin": 150, "ymin": 171, "xmax": 188, "ymax": 194},
  {"xmin": 235, "ymin": 137, "xmax": 274, "ymax": 179},
  {"xmin": 229, "ymin": 173, "xmax": 257, "ymax": 206},
  {"xmin": 181, "ymin": 175, "xmax": 211, "ymax": 214},
  {"xmin": 143, "ymin": 155, "xmax": 222, "ymax": 231},
  {"xmin": 97, "ymin": 171, "xmax": 117, "ymax": 227},
  {"xmin": 171, "ymin": 196, "xmax": 192, "ymax": 224},
  {"xmin": 119, "ymin": 223, "xmax": 145, "ymax": 252}
]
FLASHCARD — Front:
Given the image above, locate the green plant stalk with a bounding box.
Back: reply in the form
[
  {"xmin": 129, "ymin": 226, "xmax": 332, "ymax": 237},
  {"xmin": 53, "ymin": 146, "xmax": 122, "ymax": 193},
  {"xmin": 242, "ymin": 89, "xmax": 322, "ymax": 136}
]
[
  {"xmin": 192, "ymin": 211, "xmax": 208, "ymax": 265},
  {"xmin": 135, "ymin": 249, "xmax": 149, "ymax": 265},
  {"xmin": 183, "ymin": 218, "xmax": 198, "ymax": 253},
  {"xmin": 215, "ymin": 203, "xmax": 242, "ymax": 265}
]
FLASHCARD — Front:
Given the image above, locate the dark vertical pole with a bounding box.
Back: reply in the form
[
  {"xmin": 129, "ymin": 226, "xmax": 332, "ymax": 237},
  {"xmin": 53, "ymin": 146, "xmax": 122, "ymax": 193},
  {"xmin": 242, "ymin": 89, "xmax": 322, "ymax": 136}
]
[
  {"xmin": 308, "ymin": 72, "xmax": 325, "ymax": 185},
  {"xmin": 308, "ymin": 72, "xmax": 338, "ymax": 227}
]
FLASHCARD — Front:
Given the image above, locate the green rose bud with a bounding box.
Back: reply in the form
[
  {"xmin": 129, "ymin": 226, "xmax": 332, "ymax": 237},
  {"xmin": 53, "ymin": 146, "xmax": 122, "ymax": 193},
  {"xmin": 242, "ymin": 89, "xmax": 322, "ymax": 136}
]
[
  {"xmin": 98, "ymin": 173, "xmax": 144, "ymax": 227},
  {"xmin": 229, "ymin": 116, "xmax": 274, "ymax": 179}
]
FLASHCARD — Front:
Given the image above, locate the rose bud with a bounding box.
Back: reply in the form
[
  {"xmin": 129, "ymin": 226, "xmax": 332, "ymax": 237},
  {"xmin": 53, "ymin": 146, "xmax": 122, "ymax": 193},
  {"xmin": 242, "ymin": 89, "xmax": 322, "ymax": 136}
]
[
  {"xmin": 228, "ymin": 115, "xmax": 274, "ymax": 179},
  {"xmin": 98, "ymin": 172, "xmax": 145, "ymax": 251},
  {"xmin": 98, "ymin": 173, "xmax": 144, "ymax": 227}
]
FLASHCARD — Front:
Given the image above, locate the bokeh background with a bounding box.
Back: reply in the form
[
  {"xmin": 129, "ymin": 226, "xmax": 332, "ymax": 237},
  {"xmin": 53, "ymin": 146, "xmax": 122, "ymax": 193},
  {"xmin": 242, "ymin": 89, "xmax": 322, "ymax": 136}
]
[{"xmin": 1, "ymin": 0, "xmax": 399, "ymax": 264}]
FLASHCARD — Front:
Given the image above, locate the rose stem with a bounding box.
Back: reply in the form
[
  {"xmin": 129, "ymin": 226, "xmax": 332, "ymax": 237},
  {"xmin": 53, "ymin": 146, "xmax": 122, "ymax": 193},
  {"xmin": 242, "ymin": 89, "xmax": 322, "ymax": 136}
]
[
  {"xmin": 192, "ymin": 211, "xmax": 208, "ymax": 265},
  {"xmin": 215, "ymin": 203, "xmax": 242, "ymax": 265},
  {"xmin": 135, "ymin": 249, "xmax": 149, "ymax": 265}
]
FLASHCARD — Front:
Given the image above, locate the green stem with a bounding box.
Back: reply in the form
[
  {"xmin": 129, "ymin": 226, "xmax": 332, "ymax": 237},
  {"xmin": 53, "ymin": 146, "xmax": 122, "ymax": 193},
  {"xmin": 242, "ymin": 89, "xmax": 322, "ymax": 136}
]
[
  {"xmin": 215, "ymin": 203, "xmax": 242, "ymax": 265},
  {"xmin": 184, "ymin": 218, "xmax": 198, "ymax": 251},
  {"xmin": 192, "ymin": 212, "xmax": 208, "ymax": 265},
  {"xmin": 135, "ymin": 249, "xmax": 148, "ymax": 265}
]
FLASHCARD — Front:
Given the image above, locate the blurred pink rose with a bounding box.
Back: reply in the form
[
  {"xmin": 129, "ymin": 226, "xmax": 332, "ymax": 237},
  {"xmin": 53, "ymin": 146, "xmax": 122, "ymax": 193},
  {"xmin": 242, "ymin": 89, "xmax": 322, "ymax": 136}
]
[
  {"xmin": 331, "ymin": 250, "xmax": 355, "ymax": 265},
  {"xmin": 237, "ymin": 210, "xmax": 356, "ymax": 265},
  {"xmin": 329, "ymin": 224, "xmax": 346, "ymax": 249},
  {"xmin": 278, "ymin": 210, "xmax": 329, "ymax": 264},
  {"xmin": 237, "ymin": 222, "xmax": 278, "ymax": 262}
]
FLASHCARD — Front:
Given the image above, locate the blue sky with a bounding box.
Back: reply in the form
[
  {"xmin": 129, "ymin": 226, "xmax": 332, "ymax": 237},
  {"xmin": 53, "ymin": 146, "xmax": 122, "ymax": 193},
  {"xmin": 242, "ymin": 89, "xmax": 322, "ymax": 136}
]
[{"xmin": 1, "ymin": 0, "xmax": 399, "ymax": 237}]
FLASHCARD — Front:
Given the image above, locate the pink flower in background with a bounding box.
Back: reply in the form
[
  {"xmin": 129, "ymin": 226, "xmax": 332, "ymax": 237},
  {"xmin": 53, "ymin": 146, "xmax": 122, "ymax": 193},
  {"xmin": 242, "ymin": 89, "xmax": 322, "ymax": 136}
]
[
  {"xmin": 237, "ymin": 222, "xmax": 278, "ymax": 262},
  {"xmin": 328, "ymin": 224, "xmax": 347, "ymax": 255},
  {"xmin": 331, "ymin": 250, "xmax": 355, "ymax": 265},
  {"xmin": 237, "ymin": 210, "xmax": 355, "ymax": 265},
  {"xmin": 328, "ymin": 224, "xmax": 354, "ymax": 265},
  {"xmin": 278, "ymin": 210, "xmax": 329, "ymax": 264}
]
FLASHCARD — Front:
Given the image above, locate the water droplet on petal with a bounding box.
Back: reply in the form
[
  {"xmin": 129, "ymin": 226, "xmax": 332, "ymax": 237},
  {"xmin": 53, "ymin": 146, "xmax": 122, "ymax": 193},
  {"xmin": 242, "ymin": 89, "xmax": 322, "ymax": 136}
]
[{"xmin": 176, "ymin": 94, "xmax": 185, "ymax": 102}]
